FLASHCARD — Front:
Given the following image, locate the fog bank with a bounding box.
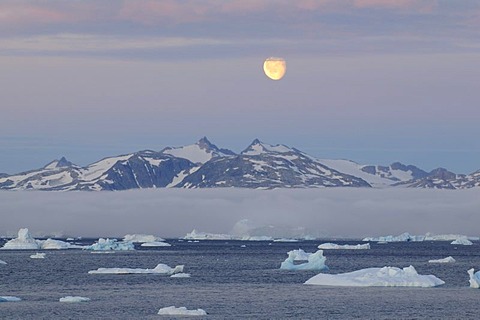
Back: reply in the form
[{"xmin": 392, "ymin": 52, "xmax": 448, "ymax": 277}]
[{"xmin": 1, "ymin": 188, "xmax": 479, "ymax": 238}]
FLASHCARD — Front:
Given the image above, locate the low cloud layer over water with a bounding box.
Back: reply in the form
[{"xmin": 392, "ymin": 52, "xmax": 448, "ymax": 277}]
[{"xmin": 1, "ymin": 188, "xmax": 479, "ymax": 238}]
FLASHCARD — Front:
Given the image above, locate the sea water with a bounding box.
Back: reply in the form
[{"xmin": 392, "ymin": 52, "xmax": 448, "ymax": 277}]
[{"xmin": 0, "ymin": 240, "xmax": 479, "ymax": 319}]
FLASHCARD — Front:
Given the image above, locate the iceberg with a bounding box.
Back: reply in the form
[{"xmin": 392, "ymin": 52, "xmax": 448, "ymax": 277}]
[
  {"xmin": 1, "ymin": 228, "xmax": 82, "ymax": 250},
  {"xmin": 84, "ymin": 238, "xmax": 134, "ymax": 251},
  {"xmin": 0, "ymin": 260, "xmax": 6, "ymax": 265},
  {"xmin": 273, "ymin": 238, "xmax": 299, "ymax": 242},
  {"xmin": 468, "ymin": 268, "xmax": 480, "ymax": 288},
  {"xmin": 424, "ymin": 233, "xmax": 479, "ymax": 241},
  {"xmin": 428, "ymin": 256, "xmax": 456, "ymax": 263},
  {"xmin": 0, "ymin": 296, "xmax": 22, "ymax": 302},
  {"xmin": 280, "ymin": 249, "xmax": 328, "ymax": 271},
  {"xmin": 30, "ymin": 253, "xmax": 46, "ymax": 259},
  {"xmin": 451, "ymin": 238, "xmax": 473, "ymax": 245},
  {"xmin": 88, "ymin": 263, "xmax": 184, "ymax": 275},
  {"xmin": 170, "ymin": 273, "xmax": 191, "ymax": 278},
  {"xmin": 123, "ymin": 234, "xmax": 165, "ymax": 243},
  {"xmin": 59, "ymin": 296, "xmax": 90, "ymax": 303},
  {"xmin": 362, "ymin": 232, "xmax": 425, "ymax": 243},
  {"xmin": 184, "ymin": 229, "xmax": 233, "ymax": 240},
  {"xmin": 2, "ymin": 228, "xmax": 41, "ymax": 250},
  {"xmin": 305, "ymin": 265, "xmax": 445, "ymax": 287},
  {"xmin": 157, "ymin": 306, "xmax": 207, "ymax": 316},
  {"xmin": 318, "ymin": 243, "xmax": 370, "ymax": 250},
  {"xmin": 140, "ymin": 241, "xmax": 171, "ymax": 247},
  {"xmin": 39, "ymin": 238, "xmax": 81, "ymax": 250}
]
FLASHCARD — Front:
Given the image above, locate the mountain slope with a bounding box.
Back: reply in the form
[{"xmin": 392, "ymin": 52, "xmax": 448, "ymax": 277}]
[{"xmin": 162, "ymin": 137, "xmax": 235, "ymax": 164}]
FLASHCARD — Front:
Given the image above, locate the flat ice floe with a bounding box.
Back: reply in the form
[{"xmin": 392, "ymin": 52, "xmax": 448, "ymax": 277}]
[
  {"xmin": 170, "ymin": 273, "xmax": 191, "ymax": 278},
  {"xmin": 30, "ymin": 253, "xmax": 46, "ymax": 259},
  {"xmin": 305, "ymin": 265, "xmax": 444, "ymax": 287},
  {"xmin": 84, "ymin": 238, "xmax": 134, "ymax": 251},
  {"xmin": 140, "ymin": 241, "xmax": 171, "ymax": 247},
  {"xmin": 280, "ymin": 249, "xmax": 328, "ymax": 271},
  {"xmin": 157, "ymin": 306, "xmax": 207, "ymax": 316},
  {"xmin": 428, "ymin": 256, "xmax": 456, "ymax": 263},
  {"xmin": 123, "ymin": 234, "xmax": 165, "ymax": 243},
  {"xmin": 59, "ymin": 296, "xmax": 90, "ymax": 303},
  {"xmin": 88, "ymin": 263, "xmax": 184, "ymax": 275},
  {"xmin": 318, "ymin": 243, "xmax": 370, "ymax": 250},
  {"xmin": 0, "ymin": 296, "xmax": 22, "ymax": 302}
]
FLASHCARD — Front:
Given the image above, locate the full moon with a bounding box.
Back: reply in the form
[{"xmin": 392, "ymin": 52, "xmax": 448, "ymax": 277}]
[{"xmin": 263, "ymin": 57, "xmax": 286, "ymax": 80}]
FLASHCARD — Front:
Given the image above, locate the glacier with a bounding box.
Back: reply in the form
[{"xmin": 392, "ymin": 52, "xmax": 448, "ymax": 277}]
[
  {"xmin": 157, "ymin": 306, "xmax": 207, "ymax": 316},
  {"xmin": 318, "ymin": 243, "xmax": 370, "ymax": 250},
  {"xmin": 88, "ymin": 263, "xmax": 184, "ymax": 275},
  {"xmin": 305, "ymin": 265, "xmax": 444, "ymax": 287},
  {"xmin": 280, "ymin": 249, "xmax": 328, "ymax": 271}
]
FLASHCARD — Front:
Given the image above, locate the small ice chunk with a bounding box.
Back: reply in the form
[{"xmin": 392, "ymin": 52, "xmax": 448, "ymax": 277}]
[
  {"xmin": 318, "ymin": 243, "xmax": 370, "ymax": 250},
  {"xmin": 273, "ymin": 238, "xmax": 299, "ymax": 242},
  {"xmin": 88, "ymin": 263, "xmax": 184, "ymax": 275},
  {"xmin": 468, "ymin": 268, "xmax": 480, "ymax": 288},
  {"xmin": 451, "ymin": 238, "xmax": 473, "ymax": 245},
  {"xmin": 30, "ymin": 253, "xmax": 46, "ymax": 259},
  {"xmin": 0, "ymin": 296, "xmax": 22, "ymax": 302},
  {"xmin": 59, "ymin": 296, "xmax": 90, "ymax": 303},
  {"xmin": 428, "ymin": 256, "xmax": 456, "ymax": 263},
  {"xmin": 157, "ymin": 306, "xmax": 207, "ymax": 316},
  {"xmin": 170, "ymin": 273, "xmax": 191, "ymax": 278},
  {"xmin": 280, "ymin": 249, "xmax": 328, "ymax": 271},
  {"xmin": 140, "ymin": 241, "xmax": 171, "ymax": 247},
  {"xmin": 0, "ymin": 260, "xmax": 7, "ymax": 265},
  {"xmin": 305, "ymin": 265, "xmax": 444, "ymax": 287}
]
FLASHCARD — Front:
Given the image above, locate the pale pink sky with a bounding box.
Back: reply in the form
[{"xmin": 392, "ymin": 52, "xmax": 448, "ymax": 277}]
[{"xmin": 1, "ymin": 0, "xmax": 479, "ymax": 174}]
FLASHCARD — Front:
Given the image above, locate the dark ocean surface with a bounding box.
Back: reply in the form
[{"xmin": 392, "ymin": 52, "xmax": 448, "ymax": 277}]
[{"xmin": 1, "ymin": 239, "xmax": 479, "ymax": 319}]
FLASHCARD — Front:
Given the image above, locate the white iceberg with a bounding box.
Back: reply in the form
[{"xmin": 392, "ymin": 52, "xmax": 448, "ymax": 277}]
[
  {"xmin": 30, "ymin": 253, "xmax": 46, "ymax": 259},
  {"xmin": 157, "ymin": 306, "xmax": 207, "ymax": 316},
  {"xmin": 0, "ymin": 260, "xmax": 6, "ymax": 265},
  {"xmin": 240, "ymin": 236, "xmax": 274, "ymax": 241},
  {"xmin": 318, "ymin": 243, "xmax": 370, "ymax": 250},
  {"xmin": 0, "ymin": 296, "xmax": 22, "ymax": 302},
  {"xmin": 424, "ymin": 233, "xmax": 479, "ymax": 241},
  {"xmin": 184, "ymin": 229, "xmax": 233, "ymax": 240},
  {"xmin": 362, "ymin": 232, "xmax": 425, "ymax": 243},
  {"xmin": 140, "ymin": 241, "xmax": 171, "ymax": 247},
  {"xmin": 451, "ymin": 238, "xmax": 473, "ymax": 245},
  {"xmin": 428, "ymin": 256, "xmax": 456, "ymax": 263},
  {"xmin": 84, "ymin": 238, "xmax": 134, "ymax": 251},
  {"xmin": 88, "ymin": 263, "xmax": 184, "ymax": 275},
  {"xmin": 2, "ymin": 228, "xmax": 41, "ymax": 250},
  {"xmin": 1, "ymin": 228, "xmax": 82, "ymax": 250},
  {"xmin": 273, "ymin": 238, "xmax": 299, "ymax": 243},
  {"xmin": 59, "ymin": 296, "xmax": 90, "ymax": 303},
  {"xmin": 280, "ymin": 249, "xmax": 328, "ymax": 271},
  {"xmin": 123, "ymin": 234, "xmax": 165, "ymax": 243},
  {"xmin": 305, "ymin": 265, "xmax": 444, "ymax": 287},
  {"xmin": 468, "ymin": 268, "xmax": 480, "ymax": 288},
  {"xmin": 39, "ymin": 238, "xmax": 82, "ymax": 250}
]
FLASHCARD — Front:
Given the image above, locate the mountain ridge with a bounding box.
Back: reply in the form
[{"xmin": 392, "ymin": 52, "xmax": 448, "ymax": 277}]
[{"xmin": 1, "ymin": 137, "xmax": 478, "ymax": 191}]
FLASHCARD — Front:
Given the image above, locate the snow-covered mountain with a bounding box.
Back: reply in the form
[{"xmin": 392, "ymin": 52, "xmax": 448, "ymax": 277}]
[
  {"xmin": 0, "ymin": 138, "xmax": 478, "ymax": 191},
  {"xmin": 176, "ymin": 139, "xmax": 370, "ymax": 188},
  {"xmin": 161, "ymin": 137, "xmax": 235, "ymax": 164}
]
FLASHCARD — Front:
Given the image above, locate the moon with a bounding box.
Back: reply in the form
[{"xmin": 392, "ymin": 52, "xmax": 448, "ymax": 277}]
[{"xmin": 263, "ymin": 57, "xmax": 286, "ymax": 80}]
